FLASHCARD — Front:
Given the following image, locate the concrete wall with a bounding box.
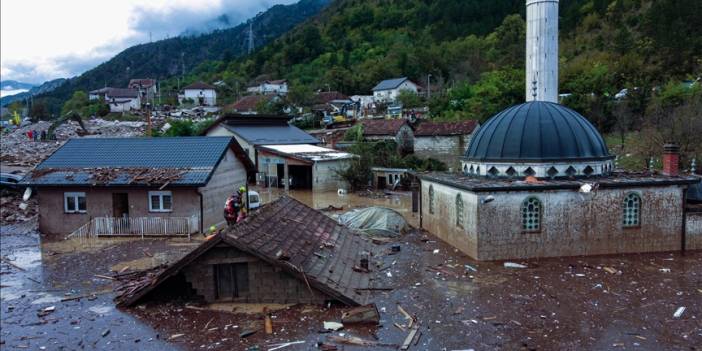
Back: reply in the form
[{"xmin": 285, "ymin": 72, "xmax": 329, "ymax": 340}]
[
  {"xmin": 314, "ymin": 159, "xmax": 352, "ymax": 192},
  {"xmin": 415, "ymin": 134, "xmax": 472, "ymax": 169},
  {"xmin": 198, "ymin": 149, "xmax": 247, "ymax": 230},
  {"xmin": 182, "ymin": 245, "xmax": 328, "ymax": 304},
  {"xmin": 420, "ymin": 179, "xmax": 687, "ymax": 260},
  {"xmin": 476, "ymin": 186, "xmax": 684, "ymax": 260},
  {"xmin": 206, "ymin": 125, "xmax": 256, "ymax": 164},
  {"xmin": 183, "ymin": 89, "xmax": 216, "ymax": 106},
  {"xmin": 38, "ymin": 187, "xmax": 200, "ymax": 236},
  {"xmin": 421, "ymin": 181, "xmax": 479, "ymax": 258},
  {"xmin": 686, "ymin": 212, "xmax": 702, "ymax": 250}
]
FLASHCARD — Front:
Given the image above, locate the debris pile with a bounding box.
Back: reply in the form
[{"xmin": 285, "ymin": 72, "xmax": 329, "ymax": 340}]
[
  {"xmin": 1, "ymin": 119, "xmax": 146, "ymax": 167},
  {"xmin": 0, "ymin": 195, "xmax": 37, "ymax": 225},
  {"xmin": 27, "ymin": 167, "xmax": 185, "ymax": 186},
  {"xmin": 113, "ymin": 265, "xmax": 167, "ymax": 306}
]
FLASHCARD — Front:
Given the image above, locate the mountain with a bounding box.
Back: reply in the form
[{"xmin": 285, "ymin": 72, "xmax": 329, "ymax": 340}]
[
  {"xmin": 1, "ymin": 80, "xmax": 35, "ymax": 91},
  {"xmin": 33, "ymin": 0, "xmax": 330, "ymax": 113},
  {"xmin": 187, "ymin": 0, "xmax": 700, "ymax": 129},
  {"xmin": 1, "ymin": 78, "xmax": 66, "ymax": 106}
]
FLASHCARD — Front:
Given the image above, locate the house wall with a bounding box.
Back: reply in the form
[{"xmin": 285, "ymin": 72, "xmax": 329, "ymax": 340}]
[
  {"xmin": 475, "ymin": 186, "xmax": 684, "ymax": 260},
  {"xmin": 198, "ymin": 149, "xmax": 248, "ymax": 230},
  {"xmin": 37, "ymin": 187, "xmax": 200, "ymax": 236},
  {"xmin": 420, "ymin": 179, "xmax": 687, "ymax": 260},
  {"xmin": 206, "ymin": 125, "xmax": 256, "ymax": 163},
  {"xmin": 183, "ymin": 89, "xmax": 217, "ymax": 106},
  {"xmin": 182, "ymin": 245, "xmax": 328, "ymax": 304},
  {"xmin": 415, "ymin": 134, "xmax": 472, "ymax": 169},
  {"xmin": 686, "ymin": 212, "xmax": 702, "ymax": 250},
  {"xmin": 421, "ymin": 181, "xmax": 480, "ymax": 258},
  {"xmin": 313, "ymin": 159, "xmax": 352, "ymax": 192},
  {"xmin": 373, "ymin": 81, "xmax": 418, "ymax": 102}
]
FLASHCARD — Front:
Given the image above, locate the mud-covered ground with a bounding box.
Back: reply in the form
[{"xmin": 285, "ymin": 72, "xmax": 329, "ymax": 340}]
[{"xmin": 2, "ymin": 215, "xmax": 699, "ymax": 350}]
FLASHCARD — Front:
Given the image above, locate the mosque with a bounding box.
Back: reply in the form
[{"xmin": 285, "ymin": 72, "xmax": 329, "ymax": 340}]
[{"xmin": 414, "ymin": 0, "xmax": 701, "ymax": 260}]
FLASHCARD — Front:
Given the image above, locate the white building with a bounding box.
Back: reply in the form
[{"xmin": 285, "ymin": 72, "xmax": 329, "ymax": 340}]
[
  {"xmin": 246, "ymin": 80, "xmax": 288, "ymax": 95},
  {"xmin": 372, "ymin": 77, "xmax": 419, "ymax": 103},
  {"xmin": 181, "ymin": 82, "xmax": 217, "ymax": 106},
  {"xmin": 104, "ymin": 88, "xmax": 141, "ymax": 112}
]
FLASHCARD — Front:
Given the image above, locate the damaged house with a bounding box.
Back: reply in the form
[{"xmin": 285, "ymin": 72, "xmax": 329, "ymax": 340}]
[
  {"xmin": 24, "ymin": 137, "xmax": 254, "ymax": 236},
  {"xmin": 117, "ymin": 196, "xmax": 374, "ymax": 306}
]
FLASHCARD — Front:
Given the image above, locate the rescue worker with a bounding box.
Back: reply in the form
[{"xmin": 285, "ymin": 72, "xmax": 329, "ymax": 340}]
[{"xmin": 223, "ymin": 186, "xmax": 246, "ymax": 225}]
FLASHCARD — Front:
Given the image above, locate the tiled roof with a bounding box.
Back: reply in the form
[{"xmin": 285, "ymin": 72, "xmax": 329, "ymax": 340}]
[
  {"xmin": 105, "ymin": 88, "xmax": 139, "ymax": 98},
  {"xmin": 128, "ymin": 79, "xmax": 156, "ymax": 88},
  {"xmin": 372, "ymin": 77, "xmax": 409, "ymax": 91},
  {"xmin": 228, "ymin": 95, "xmax": 271, "ymax": 112},
  {"xmin": 25, "ymin": 137, "xmax": 234, "ymax": 187},
  {"xmin": 183, "ymin": 81, "xmax": 216, "ymax": 90},
  {"xmin": 118, "ymin": 196, "xmax": 375, "ymax": 306},
  {"xmin": 415, "ymin": 171, "xmax": 701, "ymax": 192},
  {"xmin": 314, "ymin": 91, "xmax": 348, "ymax": 104},
  {"xmin": 361, "ymin": 119, "xmax": 410, "ymax": 136},
  {"xmin": 414, "ymin": 120, "xmax": 479, "ymax": 136}
]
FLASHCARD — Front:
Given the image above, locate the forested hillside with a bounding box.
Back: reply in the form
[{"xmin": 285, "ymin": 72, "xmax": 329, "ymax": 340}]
[
  {"xmin": 32, "ymin": 0, "xmax": 330, "ymax": 114},
  {"xmin": 185, "ymin": 0, "xmax": 700, "ymax": 131}
]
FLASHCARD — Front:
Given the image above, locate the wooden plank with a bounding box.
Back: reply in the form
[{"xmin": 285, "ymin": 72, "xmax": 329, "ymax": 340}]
[{"xmin": 401, "ymin": 326, "xmax": 419, "ymax": 350}]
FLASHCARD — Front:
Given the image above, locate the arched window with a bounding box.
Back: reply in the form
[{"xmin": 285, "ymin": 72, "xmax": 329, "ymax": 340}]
[
  {"xmin": 521, "ymin": 197, "xmax": 541, "ymax": 231},
  {"xmin": 456, "ymin": 194, "xmax": 464, "ymax": 228},
  {"xmin": 428, "ymin": 185, "xmax": 435, "ymax": 214},
  {"xmin": 622, "ymin": 193, "xmax": 641, "ymax": 227}
]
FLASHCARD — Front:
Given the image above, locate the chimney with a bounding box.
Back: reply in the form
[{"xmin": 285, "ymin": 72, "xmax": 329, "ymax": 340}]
[
  {"xmin": 525, "ymin": 0, "xmax": 559, "ymax": 103},
  {"xmin": 662, "ymin": 143, "xmax": 680, "ymax": 176}
]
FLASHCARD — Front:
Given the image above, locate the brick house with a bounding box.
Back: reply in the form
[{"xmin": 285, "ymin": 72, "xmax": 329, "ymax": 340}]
[
  {"xmin": 24, "ymin": 137, "xmax": 254, "ymax": 236},
  {"xmin": 117, "ymin": 196, "xmax": 374, "ymax": 306}
]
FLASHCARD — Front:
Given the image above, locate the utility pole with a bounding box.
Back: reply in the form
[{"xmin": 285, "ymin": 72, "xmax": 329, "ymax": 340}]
[{"xmin": 427, "ymin": 74, "xmax": 432, "ymax": 100}]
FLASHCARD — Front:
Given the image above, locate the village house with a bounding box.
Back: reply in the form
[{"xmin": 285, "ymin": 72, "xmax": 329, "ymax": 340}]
[
  {"xmin": 88, "ymin": 87, "xmax": 112, "ymax": 101},
  {"xmin": 256, "ymin": 144, "xmax": 355, "ymax": 192},
  {"xmin": 246, "ymin": 79, "xmax": 288, "ymax": 95},
  {"xmin": 371, "ymin": 167, "xmax": 410, "ymax": 190},
  {"xmin": 361, "ymin": 119, "xmax": 414, "ymax": 153},
  {"xmin": 372, "ymin": 77, "xmax": 420, "ymax": 103},
  {"xmin": 180, "ymin": 82, "xmax": 217, "ymax": 106},
  {"xmin": 414, "ymin": 120, "xmax": 480, "ymax": 169},
  {"xmin": 128, "ymin": 78, "xmax": 158, "ymax": 101},
  {"xmin": 203, "ymin": 114, "xmax": 320, "ymax": 168},
  {"xmin": 23, "ymin": 137, "xmax": 254, "ymax": 236},
  {"xmin": 414, "ymin": 0, "xmax": 702, "ymax": 261},
  {"xmin": 117, "ymin": 196, "xmax": 373, "ymax": 306},
  {"xmin": 104, "ymin": 88, "xmax": 141, "ymax": 112}
]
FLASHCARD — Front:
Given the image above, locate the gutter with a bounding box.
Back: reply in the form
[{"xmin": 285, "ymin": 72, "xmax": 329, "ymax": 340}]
[{"xmin": 197, "ymin": 190, "xmax": 204, "ymax": 234}]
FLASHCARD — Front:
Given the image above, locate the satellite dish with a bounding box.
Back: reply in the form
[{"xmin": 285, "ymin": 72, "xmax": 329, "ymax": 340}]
[
  {"xmin": 579, "ymin": 183, "xmax": 593, "ymax": 193},
  {"xmin": 22, "ymin": 187, "xmax": 32, "ymax": 201}
]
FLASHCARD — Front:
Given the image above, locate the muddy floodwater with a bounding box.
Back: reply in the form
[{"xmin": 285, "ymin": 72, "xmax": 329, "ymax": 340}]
[{"xmin": 1, "ymin": 190, "xmax": 701, "ymax": 350}]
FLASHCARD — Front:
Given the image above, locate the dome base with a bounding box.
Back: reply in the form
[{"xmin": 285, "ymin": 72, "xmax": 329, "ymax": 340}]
[{"xmin": 461, "ymin": 159, "xmax": 614, "ymax": 179}]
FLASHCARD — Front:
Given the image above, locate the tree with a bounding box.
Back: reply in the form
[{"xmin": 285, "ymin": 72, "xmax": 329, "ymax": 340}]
[
  {"xmin": 30, "ymin": 101, "xmax": 49, "ymax": 122},
  {"xmin": 397, "ymin": 89, "xmax": 422, "ymax": 108},
  {"xmin": 61, "ymin": 91, "xmax": 89, "ymax": 116}
]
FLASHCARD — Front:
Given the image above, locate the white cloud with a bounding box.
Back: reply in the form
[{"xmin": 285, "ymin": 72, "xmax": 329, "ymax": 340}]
[{"xmin": 0, "ymin": 0, "xmax": 295, "ymax": 84}]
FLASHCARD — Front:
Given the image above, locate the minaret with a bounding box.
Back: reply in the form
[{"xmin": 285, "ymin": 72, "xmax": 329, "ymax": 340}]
[{"xmin": 525, "ymin": 0, "xmax": 559, "ymax": 103}]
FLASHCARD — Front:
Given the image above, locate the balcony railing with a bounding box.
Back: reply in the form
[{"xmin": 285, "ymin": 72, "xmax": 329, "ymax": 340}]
[{"xmin": 67, "ymin": 216, "xmax": 197, "ymax": 239}]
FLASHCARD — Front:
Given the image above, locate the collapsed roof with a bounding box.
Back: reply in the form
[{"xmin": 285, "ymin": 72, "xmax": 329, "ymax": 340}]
[{"xmin": 117, "ymin": 196, "xmax": 375, "ymax": 307}]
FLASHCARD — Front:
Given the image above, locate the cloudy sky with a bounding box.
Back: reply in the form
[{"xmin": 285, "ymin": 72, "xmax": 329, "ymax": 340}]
[{"xmin": 1, "ymin": 0, "xmax": 295, "ymax": 85}]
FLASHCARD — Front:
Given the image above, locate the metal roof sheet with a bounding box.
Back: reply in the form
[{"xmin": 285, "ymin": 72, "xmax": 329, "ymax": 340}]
[
  {"xmin": 224, "ymin": 124, "xmax": 319, "ymax": 145},
  {"xmin": 372, "ymin": 77, "xmax": 409, "ymax": 91}
]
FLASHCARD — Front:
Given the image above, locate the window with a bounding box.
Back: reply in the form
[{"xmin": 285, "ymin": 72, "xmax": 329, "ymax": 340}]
[
  {"xmin": 64, "ymin": 192, "xmax": 87, "ymax": 213},
  {"xmin": 149, "ymin": 191, "xmax": 173, "ymax": 212},
  {"xmin": 428, "ymin": 185, "xmax": 435, "ymax": 214},
  {"xmin": 214, "ymin": 263, "xmax": 249, "ymax": 299},
  {"xmin": 521, "ymin": 197, "xmax": 541, "ymax": 232},
  {"xmin": 456, "ymin": 194, "xmax": 464, "ymax": 228},
  {"xmin": 547, "ymin": 166, "xmax": 559, "ymax": 178},
  {"xmin": 622, "ymin": 193, "xmax": 641, "ymax": 227}
]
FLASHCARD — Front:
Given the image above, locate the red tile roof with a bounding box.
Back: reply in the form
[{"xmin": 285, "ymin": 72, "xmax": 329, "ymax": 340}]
[
  {"xmin": 183, "ymin": 81, "xmax": 216, "ymax": 90},
  {"xmin": 227, "ymin": 95, "xmax": 272, "ymax": 112},
  {"xmin": 414, "ymin": 120, "xmax": 479, "ymax": 136},
  {"xmin": 315, "ymin": 91, "xmax": 348, "ymax": 104},
  {"xmin": 361, "ymin": 119, "xmax": 410, "ymax": 136},
  {"xmin": 128, "ymin": 79, "xmax": 156, "ymax": 89}
]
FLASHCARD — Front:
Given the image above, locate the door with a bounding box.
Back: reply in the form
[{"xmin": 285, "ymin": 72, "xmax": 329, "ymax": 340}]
[
  {"xmin": 112, "ymin": 193, "xmax": 129, "ymax": 218},
  {"xmin": 377, "ymin": 176, "xmax": 387, "ymax": 189}
]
